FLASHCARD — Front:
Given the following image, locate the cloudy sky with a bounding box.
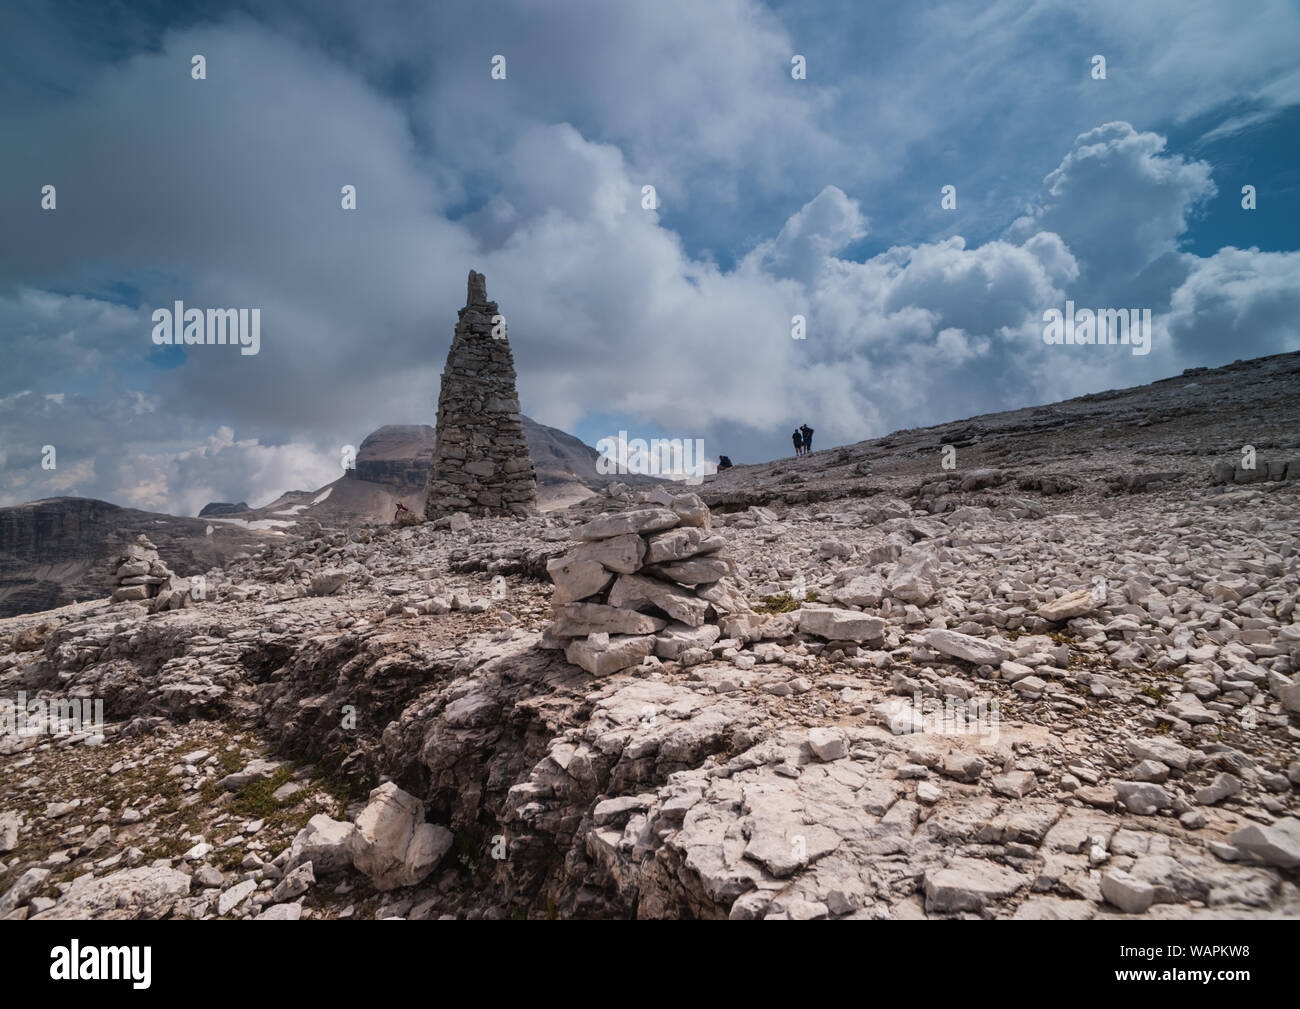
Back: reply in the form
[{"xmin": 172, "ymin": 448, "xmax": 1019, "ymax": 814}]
[{"xmin": 2, "ymin": 0, "xmax": 1298, "ymax": 516}]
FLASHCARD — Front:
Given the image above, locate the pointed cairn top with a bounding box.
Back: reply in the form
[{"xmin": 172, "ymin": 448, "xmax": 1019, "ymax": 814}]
[{"xmin": 467, "ymin": 269, "xmax": 488, "ymax": 307}]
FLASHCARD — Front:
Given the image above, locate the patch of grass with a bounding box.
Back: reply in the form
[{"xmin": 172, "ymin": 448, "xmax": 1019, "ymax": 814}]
[
  {"xmin": 754, "ymin": 593, "xmax": 802, "ymax": 614},
  {"xmin": 214, "ymin": 845, "xmax": 248, "ymax": 872},
  {"xmin": 754, "ymin": 590, "xmax": 811, "ymax": 613},
  {"xmin": 213, "ymin": 749, "xmax": 244, "ymax": 778},
  {"xmin": 151, "ymin": 835, "xmax": 189, "ymax": 860},
  {"xmin": 231, "ymin": 766, "xmax": 297, "ymax": 820},
  {"xmin": 322, "ymin": 774, "xmax": 371, "ymax": 810}
]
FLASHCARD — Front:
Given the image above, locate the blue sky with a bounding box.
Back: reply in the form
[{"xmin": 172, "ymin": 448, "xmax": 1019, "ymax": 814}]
[{"xmin": 1, "ymin": 0, "xmax": 1297, "ymax": 515}]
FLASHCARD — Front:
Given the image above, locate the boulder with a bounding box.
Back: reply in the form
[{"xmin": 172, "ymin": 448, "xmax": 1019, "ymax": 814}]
[
  {"xmin": 887, "ymin": 552, "xmax": 939, "ymax": 605},
  {"xmin": 0, "ymin": 867, "xmax": 50, "ymax": 915},
  {"xmin": 1228, "ymin": 818, "xmax": 1300, "ymax": 868},
  {"xmin": 923, "ymin": 858, "xmax": 1028, "ymax": 912},
  {"xmin": 565, "ymin": 633, "xmax": 656, "ymax": 676},
  {"xmin": 218, "ymin": 758, "xmax": 287, "ymax": 792},
  {"xmin": 1114, "ymin": 781, "xmax": 1172, "ymax": 816},
  {"xmin": 309, "ymin": 569, "xmax": 348, "ymax": 597},
  {"xmin": 1037, "ymin": 589, "xmax": 1098, "ymax": 622},
  {"xmin": 349, "ymin": 783, "xmax": 453, "ymax": 891},
  {"xmin": 917, "ymin": 628, "xmax": 1006, "ymax": 665},
  {"xmin": 669, "ymin": 493, "xmax": 711, "ymax": 528},
  {"xmin": 1100, "ymin": 869, "xmax": 1156, "ymax": 914},
  {"xmin": 799, "ymin": 606, "xmax": 885, "ymax": 643},
  {"xmin": 287, "ymin": 814, "xmax": 357, "ymax": 875},
  {"xmin": 835, "ymin": 574, "xmax": 885, "ymax": 607},
  {"xmin": 30, "ymin": 866, "xmax": 191, "ymax": 920}
]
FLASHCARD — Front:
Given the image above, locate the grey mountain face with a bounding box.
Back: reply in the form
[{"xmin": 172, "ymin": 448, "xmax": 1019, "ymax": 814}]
[
  {"xmin": 0, "ymin": 416, "xmax": 635, "ymax": 619},
  {"xmin": 0, "ymin": 498, "xmax": 266, "ymax": 618}
]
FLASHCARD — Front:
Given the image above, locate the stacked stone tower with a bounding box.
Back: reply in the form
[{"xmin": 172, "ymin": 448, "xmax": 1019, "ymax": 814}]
[{"xmin": 424, "ymin": 271, "xmax": 537, "ymax": 519}]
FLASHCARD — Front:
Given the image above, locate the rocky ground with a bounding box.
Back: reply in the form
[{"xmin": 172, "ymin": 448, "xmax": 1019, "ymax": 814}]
[{"xmin": 1, "ymin": 351, "xmax": 1298, "ymax": 920}]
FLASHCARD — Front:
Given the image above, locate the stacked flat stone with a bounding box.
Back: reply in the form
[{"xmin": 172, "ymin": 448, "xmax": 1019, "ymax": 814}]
[
  {"xmin": 544, "ymin": 492, "xmax": 755, "ymax": 675},
  {"xmin": 423, "ymin": 271, "xmax": 537, "ymax": 520},
  {"xmin": 107, "ymin": 535, "xmax": 194, "ymax": 613}
]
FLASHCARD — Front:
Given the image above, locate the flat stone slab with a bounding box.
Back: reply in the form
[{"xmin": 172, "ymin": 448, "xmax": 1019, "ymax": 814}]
[
  {"xmin": 917, "ymin": 629, "xmax": 1006, "ymax": 665},
  {"xmin": 1229, "ymin": 817, "xmax": 1300, "ymax": 868},
  {"xmin": 576, "ymin": 509, "xmax": 680, "ymax": 541},
  {"xmin": 551, "ymin": 602, "xmax": 668, "ymax": 639},
  {"xmin": 565, "ymin": 633, "xmax": 656, "ymax": 676},
  {"xmin": 924, "ymin": 857, "xmax": 1029, "ymax": 912},
  {"xmin": 1037, "ymin": 588, "xmax": 1098, "ymax": 621},
  {"xmin": 799, "ymin": 606, "xmax": 885, "ymax": 643},
  {"xmin": 644, "ymin": 527, "xmax": 725, "ymax": 564},
  {"xmin": 607, "ymin": 573, "xmax": 709, "ymax": 627}
]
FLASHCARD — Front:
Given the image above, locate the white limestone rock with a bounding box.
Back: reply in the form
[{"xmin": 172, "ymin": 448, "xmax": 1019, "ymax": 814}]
[
  {"xmin": 607, "ymin": 573, "xmax": 710, "ymax": 627},
  {"xmin": 799, "ymin": 606, "xmax": 885, "ymax": 643},
  {"xmin": 576, "ymin": 509, "xmax": 680, "ymax": 541},
  {"xmin": 349, "ymin": 782, "xmax": 453, "ymax": 891},
  {"xmin": 1037, "ymin": 589, "xmax": 1099, "ymax": 622},
  {"xmin": 565, "ymin": 633, "xmax": 656, "ymax": 676},
  {"xmin": 550, "ymin": 602, "xmax": 667, "ymax": 639},
  {"xmin": 917, "ymin": 628, "xmax": 1006, "ymax": 665},
  {"xmin": 287, "ymin": 814, "xmax": 357, "ymax": 875}
]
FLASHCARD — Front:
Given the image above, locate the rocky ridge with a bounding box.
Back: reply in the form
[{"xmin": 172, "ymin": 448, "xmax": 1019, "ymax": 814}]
[{"xmin": 0, "ymin": 351, "xmax": 1298, "ymax": 920}]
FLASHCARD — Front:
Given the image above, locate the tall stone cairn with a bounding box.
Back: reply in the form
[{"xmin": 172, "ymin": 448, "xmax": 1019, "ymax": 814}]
[{"xmin": 424, "ymin": 271, "xmax": 537, "ymax": 519}]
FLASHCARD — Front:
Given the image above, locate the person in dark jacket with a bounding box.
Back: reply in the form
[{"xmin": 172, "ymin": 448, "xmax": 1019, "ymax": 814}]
[
  {"xmin": 718, "ymin": 455, "xmax": 733, "ymax": 469},
  {"xmin": 800, "ymin": 424, "xmax": 814, "ymax": 453},
  {"xmin": 792, "ymin": 430, "xmax": 803, "ymax": 457}
]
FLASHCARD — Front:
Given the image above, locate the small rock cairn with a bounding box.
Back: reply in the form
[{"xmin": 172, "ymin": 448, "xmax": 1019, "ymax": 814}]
[
  {"xmin": 108, "ymin": 535, "xmax": 196, "ymax": 613},
  {"xmin": 543, "ymin": 491, "xmax": 755, "ymax": 674}
]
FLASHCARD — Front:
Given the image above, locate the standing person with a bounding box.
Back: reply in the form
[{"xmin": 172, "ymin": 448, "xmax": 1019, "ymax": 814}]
[
  {"xmin": 801, "ymin": 424, "xmax": 814, "ymax": 454},
  {"xmin": 792, "ymin": 429, "xmax": 803, "ymax": 457}
]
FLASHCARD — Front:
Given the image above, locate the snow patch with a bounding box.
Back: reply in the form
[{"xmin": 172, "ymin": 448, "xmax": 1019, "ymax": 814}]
[{"xmin": 205, "ymin": 517, "xmax": 296, "ymax": 531}]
